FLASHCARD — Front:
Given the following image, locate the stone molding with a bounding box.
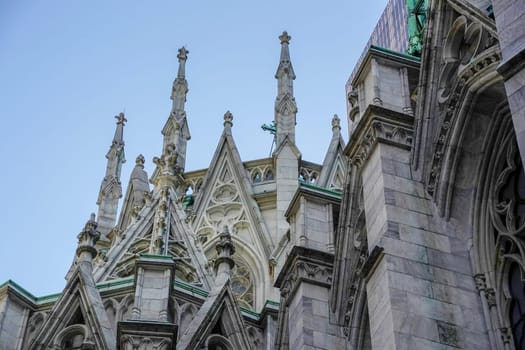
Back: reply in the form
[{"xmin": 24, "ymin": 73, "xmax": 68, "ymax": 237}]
[
  {"xmin": 428, "ymin": 44, "xmax": 501, "ymax": 196},
  {"xmin": 274, "ymin": 246, "xmax": 334, "ymax": 305},
  {"xmin": 345, "ymin": 105, "xmax": 414, "ymax": 168}
]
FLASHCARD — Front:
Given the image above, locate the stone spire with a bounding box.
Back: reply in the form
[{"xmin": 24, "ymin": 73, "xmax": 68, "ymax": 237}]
[
  {"xmin": 214, "ymin": 226, "xmax": 235, "ymax": 285},
  {"xmin": 96, "ymin": 113, "xmax": 126, "ymax": 238},
  {"xmin": 274, "ymin": 31, "xmax": 298, "ymax": 148},
  {"xmin": 171, "ymin": 47, "xmax": 189, "ymax": 114},
  {"xmin": 160, "ymin": 47, "xmax": 191, "ymax": 174}
]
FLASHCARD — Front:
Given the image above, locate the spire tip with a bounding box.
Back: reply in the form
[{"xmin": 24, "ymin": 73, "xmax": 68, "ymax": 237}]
[
  {"xmin": 279, "ymin": 31, "xmax": 291, "ymax": 44},
  {"xmin": 115, "ymin": 112, "xmax": 127, "ymax": 125},
  {"xmin": 135, "ymin": 154, "xmax": 145, "ymax": 167},
  {"xmin": 223, "ymin": 110, "xmax": 233, "ymax": 128},
  {"xmin": 177, "ymin": 47, "xmax": 189, "ymax": 61},
  {"xmin": 332, "ymin": 114, "xmax": 341, "ymax": 130}
]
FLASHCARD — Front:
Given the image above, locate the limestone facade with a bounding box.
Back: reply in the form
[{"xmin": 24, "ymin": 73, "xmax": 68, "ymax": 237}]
[{"xmin": 2, "ymin": 1, "xmax": 525, "ymax": 349}]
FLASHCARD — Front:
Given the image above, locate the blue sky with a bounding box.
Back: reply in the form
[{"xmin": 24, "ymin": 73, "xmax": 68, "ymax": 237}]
[{"xmin": 0, "ymin": 1, "xmax": 388, "ymax": 296}]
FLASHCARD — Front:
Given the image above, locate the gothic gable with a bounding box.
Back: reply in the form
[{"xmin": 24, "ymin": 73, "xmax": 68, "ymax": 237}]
[
  {"xmin": 29, "ymin": 262, "xmax": 115, "ymax": 350},
  {"xmin": 176, "ymin": 280, "xmax": 253, "ymax": 350},
  {"xmin": 318, "ymin": 118, "xmax": 347, "ymax": 191},
  {"xmin": 190, "ymin": 124, "xmax": 274, "ymax": 310},
  {"xmin": 93, "ymin": 189, "xmax": 210, "ymax": 288}
]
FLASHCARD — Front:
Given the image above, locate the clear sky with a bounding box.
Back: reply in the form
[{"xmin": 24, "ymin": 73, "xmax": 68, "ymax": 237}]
[{"xmin": 0, "ymin": 0, "xmax": 388, "ymax": 296}]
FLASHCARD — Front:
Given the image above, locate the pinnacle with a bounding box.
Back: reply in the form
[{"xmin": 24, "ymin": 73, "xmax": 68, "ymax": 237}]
[
  {"xmin": 223, "ymin": 110, "xmax": 233, "ymax": 128},
  {"xmin": 135, "ymin": 154, "xmax": 145, "ymax": 168},
  {"xmin": 76, "ymin": 213, "xmax": 100, "ymax": 260},
  {"xmin": 332, "ymin": 114, "xmax": 341, "ymax": 131}
]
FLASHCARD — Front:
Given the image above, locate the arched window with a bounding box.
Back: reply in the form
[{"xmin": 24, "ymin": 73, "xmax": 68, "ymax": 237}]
[
  {"xmin": 264, "ymin": 169, "xmax": 274, "ymax": 181},
  {"xmin": 53, "ymin": 325, "xmax": 88, "ymax": 350},
  {"xmin": 206, "ymin": 334, "xmax": 234, "ymax": 350},
  {"xmin": 476, "ymin": 131, "xmax": 525, "ymax": 349},
  {"xmin": 252, "ymin": 172, "xmax": 261, "ymax": 183}
]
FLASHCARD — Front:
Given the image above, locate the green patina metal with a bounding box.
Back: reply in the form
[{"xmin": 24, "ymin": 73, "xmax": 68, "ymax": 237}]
[
  {"xmin": 370, "ymin": 45, "xmax": 421, "ymax": 63},
  {"xmin": 406, "ymin": 0, "xmax": 428, "ymax": 56},
  {"xmin": 486, "ymin": 5, "xmax": 494, "ymax": 19},
  {"xmin": 96, "ymin": 276, "xmax": 134, "ymax": 291},
  {"xmin": 174, "ymin": 280, "xmax": 209, "ymax": 298},
  {"xmin": 182, "ymin": 194, "xmax": 194, "ymax": 209},
  {"xmin": 299, "ymin": 182, "xmax": 343, "ymax": 198},
  {"xmin": 261, "ymin": 121, "xmax": 277, "ymax": 136},
  {"xmin": 239, "ymin": 306, "xmax": 260, "ymax": 319},
  {"xmin": 140, "ymin": 253, "xmax": 174, "ymax": 260}
]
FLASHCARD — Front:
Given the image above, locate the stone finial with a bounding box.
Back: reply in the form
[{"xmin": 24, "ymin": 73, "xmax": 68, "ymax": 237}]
[
  {"xmin": 115, "ymin": 112, "xmax": 127, "ymax": 125},
  {"xmin": 215, "ymin": 226, "xmax": 235, "ymax": 257},
  {"xmin": 223, "ymin": 111, "xmax": 233, "ymax": 128},
  {"xmin": 332, "ymin": 114, "xmax": 341, "ymax": 131},
  {"xmin": 177, "ymin": 47, "xmax": 189, "ymax": 61},
  {"xmin": 214, "ymin": 226, "xmax": 235, "ymax": 282},
  {"xmin": 135, "ymin": 154, "xmax": 145, "ymax": 168},
  {"xmin": 76, "ymin": 213, "xmax": 100, "ymax": 260},
  {"xmin": 279, "ymin": 31, "xmax": 291, "ymax": 44},
  {"xmin": 153, "ymin": 143, "xmax": 178, "ymax": 177}
]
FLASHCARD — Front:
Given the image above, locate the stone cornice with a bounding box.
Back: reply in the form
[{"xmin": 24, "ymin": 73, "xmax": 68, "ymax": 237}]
[
  {"xmin": 284, "ymin": 182, "xmax": 342, "ymax": 219},
  {"xmin": 274, "ymin": 246, "xmax": 334, "ymax": 305},
  {"xmin": 498, "ymin": 47, "xmax": 525, "ymax": 81},
  {"xmin": 345, "ymin": 105, "xmax": 414, "ymax": 168},
  {"xmin": 351, "ymin": 45, "xmax": 420, "ymax": 88}
]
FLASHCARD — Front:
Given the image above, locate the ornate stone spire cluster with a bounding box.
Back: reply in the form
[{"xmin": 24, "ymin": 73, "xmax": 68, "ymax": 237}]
[
  {"xmin": 96, "ymin": 113, "xmax": 126, "ymax": 239},
  {"xmin": 274, "ymin": 31, "xmax": 298, "ymax": 148},
  {"xmin": 155, "ymin": 47, "xmax": 192, "ymax": 184}
]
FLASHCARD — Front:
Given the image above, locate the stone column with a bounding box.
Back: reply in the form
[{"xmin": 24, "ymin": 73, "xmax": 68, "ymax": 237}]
[
  {"xmin": 118, "ymin": 254, "xmax": 177, "ymax": 349},
  {"xmin": 275, "ymin": 247, "xmax": 344, "ymax": 350},
  {"xmin": 492, "ymin": 0, "xmax": 525, "ymax": 165},
  {"xmin": 349, "ymin": 106, "xmax": 489, "ymax": 349}
]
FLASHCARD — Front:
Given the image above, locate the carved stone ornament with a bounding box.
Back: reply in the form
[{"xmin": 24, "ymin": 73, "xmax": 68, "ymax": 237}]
[
  {"xmin": 194, "ymin": 162, "xmax": 255, "ymax": 247},
  {"xmin": 275, "ymin": 246, "xmax": 334, "ymax": 304},
  {"xmin": 120, "ymin": 334, "xmax": 172, "ymax": 350},
  {"xmin": 428, "ymin": 14, "xmax": 500, "ymax": 196},
  {"xmin": 348, "ymin": 109, "xmax": 414, "ymax": 168}
]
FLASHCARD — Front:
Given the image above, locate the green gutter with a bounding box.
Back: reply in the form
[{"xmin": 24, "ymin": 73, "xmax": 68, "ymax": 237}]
[
  {"xmin": 264, "ymin": 300, "xmax": 280, "ymax": 308},
  {"xmin": 240, "ymin": 306, "xmax": 260, "ymax": 319},
  {"xmin": 140, "ymin": 254, "xmax": 174, "ymax": 261},
  {"xmin": 174, "ymin": 280, "xmax": 209, "ymax": 298},
  {"xmin": 0, "ymin": 279, "xmax": 39, "ymax": 302},
  {"xmin": 96, "ymin": 277, "xmax": 134, "ymax": 291},
  {"xmin": 370, "ymin": 45, "xmax": 421, "ymax": 63},
  {"xmin": 299, "ymin": 182, "xmax": 343, "ymax": 198}
]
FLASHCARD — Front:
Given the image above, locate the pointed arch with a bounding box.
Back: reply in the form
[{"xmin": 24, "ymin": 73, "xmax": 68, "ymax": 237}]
[
  {"xmin": 472, "ymin": 103, "xmax": 525, "ymax": 348},
  {"xmin": 179, "ymin": 303, "xmax": 198, "ymax": 337},
  {"xmin": 117, "ymin": 294, "xmax": 134, "ymax": 322},
  {"xmin": 104, "ymin": 298, "xmax": 118, "ymax": 334},
  {"xmin": 206, "ymin": 334, "xmax": 234, "ymax": 350},
  {"xmin": 203, "ymin": 235, "xmax": 266, "ymax": 310}
]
